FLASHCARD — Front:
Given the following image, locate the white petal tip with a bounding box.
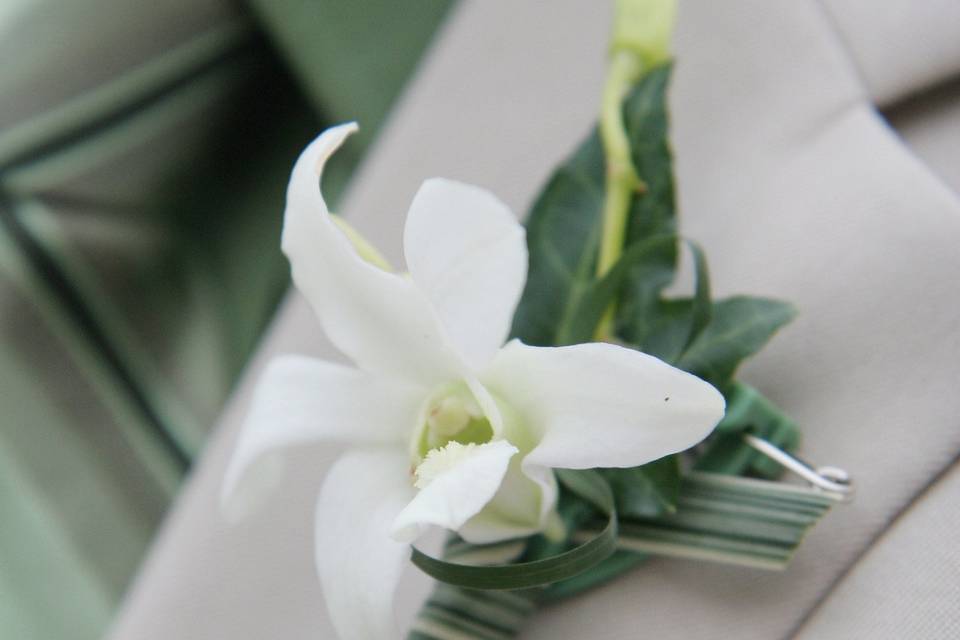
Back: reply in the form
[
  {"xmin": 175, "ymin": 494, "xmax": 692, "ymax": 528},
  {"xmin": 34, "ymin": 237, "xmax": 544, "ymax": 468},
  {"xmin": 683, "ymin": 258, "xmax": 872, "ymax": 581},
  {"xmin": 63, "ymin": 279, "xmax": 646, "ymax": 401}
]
[
  {"xmin": 310, "ymin": 122, "xmax": 359, "ymax": 176},
  {"xmin": 699, "ymin": 382, "xmax": 727, "ymax": 430},
  {"xmin": 390, "ymin": 522, "xmax": 426, "ymax": 544}
]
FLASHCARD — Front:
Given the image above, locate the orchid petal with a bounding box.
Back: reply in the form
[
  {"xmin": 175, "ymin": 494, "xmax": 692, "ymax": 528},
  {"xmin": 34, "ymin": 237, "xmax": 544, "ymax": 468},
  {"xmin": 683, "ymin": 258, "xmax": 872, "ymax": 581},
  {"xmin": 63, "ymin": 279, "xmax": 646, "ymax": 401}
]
[
  {"xmin": 464, "ymin": 376, "xmax": 505, "ymax": 438},
  {"xmin": 458, "ymin": 455, "xmax": 558, "ymax": 544},
  {"xmin": 483, "ymin": 340, "xmax": 725, "ymax": 471},
  {"xmin": 283, "ymin": 124, "xmax": 463, "ymax": 385},
  {"xmin": 316, "ymin": 449, "xmax": 414, "ymax": 640},
  {"xmin": 404, "ymin": 178, "xmax": 527, "ymax": 370},
  {"xmin": 222, "ymin": 355, "xmax": 422, "ymax": 515},
  {"xmin": 391, "ymin": 440, "xmax": 518, "ymax": 543}
]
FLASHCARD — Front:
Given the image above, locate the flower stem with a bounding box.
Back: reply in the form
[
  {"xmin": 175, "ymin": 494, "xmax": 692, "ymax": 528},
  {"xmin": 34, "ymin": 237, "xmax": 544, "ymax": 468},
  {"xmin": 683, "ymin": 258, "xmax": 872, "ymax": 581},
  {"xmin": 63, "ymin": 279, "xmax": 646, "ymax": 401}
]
[
  {"xmin": 594, "ymin": 0, "xmax": 677, "ymax": 341},
  {"xmin": 594, "ymin": 49, "xmax": 644, "ymax": 340},
  {"xmin": 597, "ymin": 51, "xmax": 645, "ymax": 278}
]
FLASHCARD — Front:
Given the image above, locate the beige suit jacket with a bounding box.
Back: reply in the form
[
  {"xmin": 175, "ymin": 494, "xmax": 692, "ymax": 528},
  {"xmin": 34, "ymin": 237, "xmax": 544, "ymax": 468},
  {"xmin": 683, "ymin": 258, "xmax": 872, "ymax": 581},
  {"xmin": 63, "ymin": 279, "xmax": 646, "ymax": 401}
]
[{"xmin": 111, "ymin": 1, "xmax": 960, "ymax": 637}]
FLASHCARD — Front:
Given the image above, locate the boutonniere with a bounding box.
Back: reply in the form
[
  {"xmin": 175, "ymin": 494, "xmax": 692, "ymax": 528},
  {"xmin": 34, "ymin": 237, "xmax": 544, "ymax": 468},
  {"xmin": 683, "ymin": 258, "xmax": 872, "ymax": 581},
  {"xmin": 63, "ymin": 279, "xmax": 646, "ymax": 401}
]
[{"xmin": 224, "ymin": 0, "xmax": 852, "ymax": 638}]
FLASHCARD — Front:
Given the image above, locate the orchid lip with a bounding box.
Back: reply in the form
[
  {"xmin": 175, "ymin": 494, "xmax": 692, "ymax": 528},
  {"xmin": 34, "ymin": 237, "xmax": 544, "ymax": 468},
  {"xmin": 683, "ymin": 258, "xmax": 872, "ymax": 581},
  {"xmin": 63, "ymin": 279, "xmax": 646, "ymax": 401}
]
[{"xmin": 411, "ymin": 381, "xmax": 495, "ymax": 463}]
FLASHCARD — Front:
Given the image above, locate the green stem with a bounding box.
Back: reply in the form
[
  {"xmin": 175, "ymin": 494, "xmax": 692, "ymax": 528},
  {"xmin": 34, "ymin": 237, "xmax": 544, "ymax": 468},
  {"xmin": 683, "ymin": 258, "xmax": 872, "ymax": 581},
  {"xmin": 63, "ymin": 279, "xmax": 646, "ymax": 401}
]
[
  {"xmin": 594, "ymin": 49, "xmax": 644, "ymax": 340},
  {"xmin": 593, "ymin": 0, "xmax": 677, "ymax": 341}
]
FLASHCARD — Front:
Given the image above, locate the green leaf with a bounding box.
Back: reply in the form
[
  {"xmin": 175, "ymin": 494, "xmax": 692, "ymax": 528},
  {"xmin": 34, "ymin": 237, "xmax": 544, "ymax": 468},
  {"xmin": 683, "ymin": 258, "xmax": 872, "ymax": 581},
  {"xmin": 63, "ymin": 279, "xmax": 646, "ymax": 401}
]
[
  {"xmin": 623, "ymin": 238, "xmax": 711, "ymax": 360},
  {"xmin": 696, "ymin": 383, "xmax": 800, "ymax": 478},
  {"xmin": 580, "ymin": 472, "xmax": 837, "ymax": 571},
  {"xmin": 714, "ymin": 382, "xmax": 795, "ymax": 435},
  {"xmin": 677, "ymin": 296, "xmax": 797, "ymax": 391},
  {"xmin": 410, "ymin": 470, "xmax": 618, "ymax": 590},
  {"xmin": 604, "ymin": 455, "xmax": 681, "ymax": 519},
  {"xmin": 557, "ymin": 234, "xmax": 677, "ymax": 345},
  {"xmin": 541, "ymin": 550, "xmax": 648, "ymax": 602},
  {"xmin": 623, "ymin": 65, "xmax": 676, "ymax": 246},
  {"xmin": 528, "ymin": 459, "xmax": 676, "ymax": 602},
  {"xmin": 684, "ymin": 240, "xmax": 712, "ymax": 351},
  {"xmin": 615, "ymin": 63, "xmax": 678, "ymax": 342},
  {"xmin": 614, "ymin": 236, "xmax": 678, "ymax": 345},
  {"xmin": 510, "ymin": 134, "xmax": 604, "ymax": 346},
  {"xmin": 512, "ymin": 65, "xmax": 676, "ymax": 346},
  {"xmin": 520, "ymin": 481, "xmax": 599, "ymax": 563},
  {"xmin": 632, "ymin": 297, "xmax": 693, "ymax": 362},
  {"xmin": 554, "ymin": 468, "xmax": 615, "ymax": 514},
  {"xmin": 547, "ymin": 472, "xmax": 838, "ymax": 604}
]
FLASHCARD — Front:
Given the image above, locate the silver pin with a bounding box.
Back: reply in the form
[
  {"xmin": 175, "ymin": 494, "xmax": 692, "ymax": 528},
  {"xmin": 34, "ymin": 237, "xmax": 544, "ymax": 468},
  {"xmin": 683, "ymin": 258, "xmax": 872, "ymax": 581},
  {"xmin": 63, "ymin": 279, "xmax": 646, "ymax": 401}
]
[{"xmin": 743, "ymin": 434, "xmax": 854, "ymax": 501}]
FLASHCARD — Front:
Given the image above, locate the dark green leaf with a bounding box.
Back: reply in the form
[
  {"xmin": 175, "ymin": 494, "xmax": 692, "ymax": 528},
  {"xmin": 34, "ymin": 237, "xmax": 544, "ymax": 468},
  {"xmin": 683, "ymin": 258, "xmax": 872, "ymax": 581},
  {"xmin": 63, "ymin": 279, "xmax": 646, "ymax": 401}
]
[
  {"xmin": 510, "ymin": 134, "xmax": 604, "ymax": 346},
  {"xmin": 677, "ymin": 296, "xmax": 797, "ymax": 391},
  {"xmin": 684, "ymin": 240, "xmax": 712, "ymax": 351},
  {"xmin": 512, "ymin": 64, "xmax": 676, "ymax": 346},
  {"xmin": 624, "ymin": 238, "xmax": 712, "ymax": 362},
  {"xmin": 615, "ymin": 64, "xmax": 679, "ymax": 343},
  {"xmin": 520, "ymin": 477, "xmax": 598, "ymax": 563},
  {"xmin": 558, "ymin": 234, "xmax": 677, "ymax": 345},
  {"xmin": 533, "ymin": 458, "xmax": 678, "ymax": 602},
  {"xmin": 409, "ymin": 519, "xmax": 614, "ymax": 591},
  {"xmin": 554, "ymin": 468, "xmax": 615, "ymax": 514},
  {"xmin": 714, "ymin": 382, "xmax": 792, "ymax": 435},
  {"xmin": 604, "ymin": 455, "xmax": 681, "ymax": 519},
  {"xmin": 541, "ymin": 550, "xmax": 647, "ymax": 602},
  {"xmin": 695, "ymin": 382, "xmax": 801, "ymax": 478},
  {"xmin": 635, "ymin": 297, "xmax": 694, "ymax": 363},
  {"xmin": 623, "ymin": 64, "xmax": 676, "ymax": 246},
  {"xmin": 614, "ymin": 236, "xmax": 678, "ymax": 345}
]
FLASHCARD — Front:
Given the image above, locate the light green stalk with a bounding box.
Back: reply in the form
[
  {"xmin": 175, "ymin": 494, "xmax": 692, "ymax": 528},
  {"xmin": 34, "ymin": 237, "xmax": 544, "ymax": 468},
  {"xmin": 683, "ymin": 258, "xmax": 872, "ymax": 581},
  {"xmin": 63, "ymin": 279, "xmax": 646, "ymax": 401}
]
[
  {"xmin": 594, "ymin": 0, "xmax": 677, "ymax": 340},
  {"xmin": 596, "ymin": 50, "xmax": 645, "ymax": 281}
]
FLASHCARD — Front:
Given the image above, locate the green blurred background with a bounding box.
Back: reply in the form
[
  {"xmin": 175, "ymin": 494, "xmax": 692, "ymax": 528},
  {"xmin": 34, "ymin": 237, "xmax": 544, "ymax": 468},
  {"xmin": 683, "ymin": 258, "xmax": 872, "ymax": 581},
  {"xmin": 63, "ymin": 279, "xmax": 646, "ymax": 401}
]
[{"xmin": 0, "ymin": 1, "xmax": 452, "ymax": 637}]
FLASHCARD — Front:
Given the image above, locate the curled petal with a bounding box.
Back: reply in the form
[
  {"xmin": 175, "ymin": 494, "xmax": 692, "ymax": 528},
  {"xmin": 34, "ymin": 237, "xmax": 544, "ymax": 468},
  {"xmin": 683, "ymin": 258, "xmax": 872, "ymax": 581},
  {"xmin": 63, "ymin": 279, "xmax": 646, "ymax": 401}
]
[
  {"xmin": 465, "ymin": 376, "xmax": 505, "ymax": 438},
  {"xmin": 283, "ymin": 124, "xmax": 464, "ymax": 386},
  {"xmin": 315, "ymin": 449, "xmax": 414, "ymax": 640},
  {"xmin": 222, "ymin": 355, "xmax": 422, "ymax": 516},
  {"xmin": 391, "ymin": 440, "xmax": 518, "ymax": 542},
  {"xmin": 404, "ymin": 178, "xmax": 528, "ymax": 371},
  {"xmin": 483, "ymin": 340, "xmax": 726, "ymax": 471},
  {"xmin": 458, "ymin": 455, "xmax": 558, "ymax": 544}
]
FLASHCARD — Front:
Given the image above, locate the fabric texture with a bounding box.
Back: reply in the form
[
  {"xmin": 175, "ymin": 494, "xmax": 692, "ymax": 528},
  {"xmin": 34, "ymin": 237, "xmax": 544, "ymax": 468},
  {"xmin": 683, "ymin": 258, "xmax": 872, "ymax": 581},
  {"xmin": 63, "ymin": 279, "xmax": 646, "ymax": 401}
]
[
  {"xmin": 885, "ymin": 79, "xmax": 960, "ymax": 198},
  {"xmin": 794, "ymin": 461, "xmax": 960, "ymax": 639},
  {"xmin": 109, "ymin": 0, "xmax": 960, "ymax": 638},
  {"xmin": 818, "ymin": 0, "xmax": 960, "ymax": 107},
  {"xmin": 0, "ymin": 1, "xmax": 450, "ymax": 638}
]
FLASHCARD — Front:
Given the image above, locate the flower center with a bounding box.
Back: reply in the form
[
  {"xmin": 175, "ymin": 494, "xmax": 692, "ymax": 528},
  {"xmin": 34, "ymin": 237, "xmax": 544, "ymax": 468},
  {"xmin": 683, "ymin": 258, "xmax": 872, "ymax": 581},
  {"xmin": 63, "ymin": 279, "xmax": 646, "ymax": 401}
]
[
  {"xmin": 413, "ymin": 441, "xmax": 478, "ymax": 489},
  {"xmin": 413, "ymin": 383, "xmax": 494, "ymax": 461},
  {"xmin": 427, "ymin": 396, "xmax": 472, "ymax": 437}
]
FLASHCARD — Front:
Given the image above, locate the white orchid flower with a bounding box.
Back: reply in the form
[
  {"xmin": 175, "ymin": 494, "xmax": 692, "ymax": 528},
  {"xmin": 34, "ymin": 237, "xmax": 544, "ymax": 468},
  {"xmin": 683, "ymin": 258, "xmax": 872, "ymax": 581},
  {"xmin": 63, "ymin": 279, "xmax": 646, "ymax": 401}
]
[{"xmin": 223, "ymin": 123, "xmax": 725, "ymax": 639}]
